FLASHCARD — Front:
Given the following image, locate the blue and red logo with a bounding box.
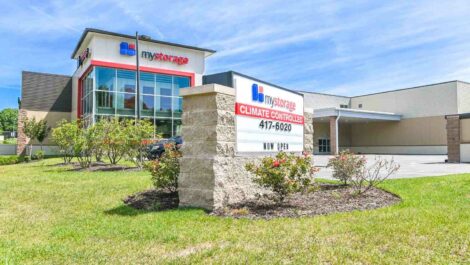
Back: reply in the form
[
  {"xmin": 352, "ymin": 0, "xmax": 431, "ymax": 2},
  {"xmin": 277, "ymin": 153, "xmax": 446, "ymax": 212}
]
[
  {"xmin": 252, "ymin": 84, "xmax": 264, "ymax": 103},
  {"xmin": 120, "ymin": 42, "xmax": 136, "ymax": 56}
]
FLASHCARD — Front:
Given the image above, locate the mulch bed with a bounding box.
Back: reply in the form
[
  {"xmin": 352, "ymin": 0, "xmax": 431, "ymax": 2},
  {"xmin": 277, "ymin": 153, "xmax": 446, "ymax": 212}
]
[
  {"xmin": 124, "ymin": 189, "xmax": 179, "ymax": 211},
  {"xmin": 124, "ymin": 184, "xmax": 400, "ymax": 219},
  {"xmin": 212, "ymin": 184, "xmax": 401, "ymax": 219},
  {"xmin": 65, "ymin": 162, "xmax": 140, "ymax": 172}
]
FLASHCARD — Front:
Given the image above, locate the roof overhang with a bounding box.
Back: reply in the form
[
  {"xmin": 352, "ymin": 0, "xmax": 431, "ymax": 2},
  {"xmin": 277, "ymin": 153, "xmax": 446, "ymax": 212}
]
[
  {"xmin": 71, "ymin": 28, "xmax": 216, "ymax": 59},
  {"xmin": 313, "ymin": 107, "xmax": 401, "ymax": 123}
]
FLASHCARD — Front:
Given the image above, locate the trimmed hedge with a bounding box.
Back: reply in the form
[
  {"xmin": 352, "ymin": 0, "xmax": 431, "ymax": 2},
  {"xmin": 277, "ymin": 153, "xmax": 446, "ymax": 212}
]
[{"xmin": 0, "ymin": 155, "xmax": 23, "ymax": 165}]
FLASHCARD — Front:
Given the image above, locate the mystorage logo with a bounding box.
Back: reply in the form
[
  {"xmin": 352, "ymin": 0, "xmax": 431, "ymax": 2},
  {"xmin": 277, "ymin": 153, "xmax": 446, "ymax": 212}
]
[
  {"xmin": 120, "ymin": 42, "xmax": 136, "ymax": 56},
  {"xmin": 252, "ymin": 83, "xmax": 296, "ymax": 112},
  {"xmin": 252, "ymin": 83, "xmax": 264, "ymax": 103}
]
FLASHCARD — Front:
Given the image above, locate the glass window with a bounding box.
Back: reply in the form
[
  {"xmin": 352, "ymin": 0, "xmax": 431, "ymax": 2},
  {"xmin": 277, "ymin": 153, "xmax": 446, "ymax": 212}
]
[
  {"xmin": 155, "ymin": 96, "xmax": 172, "ymax": 117},
  {"xmin": 96, "ymin": 67, "xmax": 115, "ymax": 91},
  {"xmin": 140, "ymin": 72, "xmax": 155, "ymax": 94},
  {"xmin": 117, "ymin": 70, "xmax": 136, "ymax": 93},
  {"xmin": 173, "ymin": 119, "xmax": 182, "ymax": 136},
  {"xmin": 117, "ymin": 93, "xmax": 135, "ymax": 115},
  {"xmin": 141, "ymin": 95, "xmax": 154, "ymax": 117},
  {"xmin": 156, "ymin": 74, "xmax": 172, "ymax": 96},
  {"xmin": 173, "ymin": 76, "xmax": 190, "ymax": 96},
  {"xmin": 156, "ymin": 119, "xmax": 172, "ymax": 138},
  {"xmin": 96, "ymin": 91, "xmax": 115, "ymax": 115}
]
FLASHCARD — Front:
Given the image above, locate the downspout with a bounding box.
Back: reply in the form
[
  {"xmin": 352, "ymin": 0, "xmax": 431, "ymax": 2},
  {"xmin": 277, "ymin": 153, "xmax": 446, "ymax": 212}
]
[{"xmin": 335, "ymin": 110, "xmax": 341, "ymax": 154}]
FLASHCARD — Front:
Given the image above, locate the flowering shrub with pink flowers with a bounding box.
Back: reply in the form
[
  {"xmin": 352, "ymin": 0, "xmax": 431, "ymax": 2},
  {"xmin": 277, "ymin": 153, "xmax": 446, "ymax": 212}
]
[
  {"xmin": 327, "ymin": 150, "xmax": 400, "ymax": 195},
  {"xmin": 245, "ymin": 151, "xmax": 318, "ymax": 202},
  {"xmin": 327, "ymin": 150, "xmax": 366, "ymax": 185}
]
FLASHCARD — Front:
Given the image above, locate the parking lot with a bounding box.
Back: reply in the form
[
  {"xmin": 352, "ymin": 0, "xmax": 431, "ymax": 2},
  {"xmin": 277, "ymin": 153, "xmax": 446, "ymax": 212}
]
[{"xmin": 314, "ymin": 155, "xmax": 470, "ymax": 179}]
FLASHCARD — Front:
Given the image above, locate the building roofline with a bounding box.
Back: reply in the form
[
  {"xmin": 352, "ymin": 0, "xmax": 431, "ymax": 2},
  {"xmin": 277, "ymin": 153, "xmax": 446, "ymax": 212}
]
[
  {"xmin": 71, "ymin": 28, "xmax": 216, "ymax": 59},
  {"xmin": 22, "ymin": 70, "xmax": 71, "ymax": 78},
  {"xmin": 228, "ymin": 71, "xmax": 304, "ymax": 96},
  {"xmin": 351, "ymin": 80, "xmax": 462, "ymax": 98},
  {"xmin": 298, "ymin": 90, "xmax": 351, "ymax": 98}
]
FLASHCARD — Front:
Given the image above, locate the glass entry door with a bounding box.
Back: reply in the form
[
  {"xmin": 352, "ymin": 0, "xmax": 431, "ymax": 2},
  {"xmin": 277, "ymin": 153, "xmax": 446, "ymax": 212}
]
[{"xmin": 318, "ymin": 138, "xmax": 331, "ymax": 153}]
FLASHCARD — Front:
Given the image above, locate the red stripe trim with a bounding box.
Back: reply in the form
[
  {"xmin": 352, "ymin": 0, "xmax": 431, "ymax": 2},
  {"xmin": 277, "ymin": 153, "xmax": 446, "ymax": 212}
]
[
  {"xmin": 90, "ymin": 60, "xmax": 195, "ymax": 86},
  {"xmin": 235, "ymin": 103, "xmax": 304, "ymax": 124}
]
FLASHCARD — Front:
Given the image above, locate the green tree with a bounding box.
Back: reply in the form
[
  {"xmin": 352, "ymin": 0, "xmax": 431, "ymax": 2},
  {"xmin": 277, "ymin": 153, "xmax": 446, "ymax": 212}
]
[
  {"xmin": 0, "ymin": 108, "xmax": 18, "ymax": 132},
  {"xmin": 101, "ymin": 118, "xmax": 127, "ymax": 164},
  {"xmin": 73, "ymin": 123, "xmax": 94, "ymax": 168},
  {"xmin": 22, "ymin": 117, "xmax": 50, "ymax": 158},
  {"xmin": 51, "ymin": 120, "xmax": 78, "ymax": 164},
  {"xmin": 124, "ymin": 119, "xmax": 156, "ymax": 169}
]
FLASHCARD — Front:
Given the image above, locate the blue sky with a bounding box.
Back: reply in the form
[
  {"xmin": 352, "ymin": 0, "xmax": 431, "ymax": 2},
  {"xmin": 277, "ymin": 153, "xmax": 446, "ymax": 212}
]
[{"xmin": 1, "ymin": 0, "xmax": 470, "ymax": 110}]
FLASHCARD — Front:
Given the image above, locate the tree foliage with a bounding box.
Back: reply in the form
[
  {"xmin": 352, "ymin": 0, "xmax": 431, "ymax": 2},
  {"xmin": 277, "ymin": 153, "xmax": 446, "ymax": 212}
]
[
  {"xmin": 124, "ymin": 119, "xmax": 155, "ymax": 169},
  {"xmin": 22, "ymin": 117, "xmax": 50, "ymax": 157},
  {"xmin": 51, "ymin": 120, "xmax": 78, "ymax": 164},
  {"xmin": 0, "ymin": 108, "xmax": 18, "ymax": 132}
]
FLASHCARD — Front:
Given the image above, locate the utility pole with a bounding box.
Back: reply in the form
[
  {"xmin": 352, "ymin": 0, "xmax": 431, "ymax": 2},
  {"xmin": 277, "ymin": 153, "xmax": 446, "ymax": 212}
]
[{"xmin": 135, "ymin": 31, "xmax": 141, "ymax": 120}]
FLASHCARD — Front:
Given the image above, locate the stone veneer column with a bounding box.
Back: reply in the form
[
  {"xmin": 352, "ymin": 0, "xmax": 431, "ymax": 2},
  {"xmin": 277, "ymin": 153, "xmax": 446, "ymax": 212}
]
[
  {"xmin": 329, "ymin": 116, "xmax": 338, "ymax": 155},
  {"xmin": 16, "ymin": 109, "xmax": 28, "ymax": 155},
  {"xmin": 446, "ymin": 115, "xmax": 460, "ymax": 163},
  {"xmin": 178, "ymin": 84, "xmax": 315, "ymax": 210}
]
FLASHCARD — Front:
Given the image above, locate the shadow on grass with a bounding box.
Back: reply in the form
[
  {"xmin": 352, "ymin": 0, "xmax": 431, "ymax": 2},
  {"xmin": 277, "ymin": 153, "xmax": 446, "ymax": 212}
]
[{"xmin": 104, "ymin": 204, "xmax": 206, "ymax": 216}]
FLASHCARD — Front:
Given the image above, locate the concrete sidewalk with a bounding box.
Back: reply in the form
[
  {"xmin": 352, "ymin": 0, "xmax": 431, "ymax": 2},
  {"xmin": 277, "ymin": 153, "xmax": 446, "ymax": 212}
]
[{"xmin": 314, "ymin": 155, "xmax": 470, "ymax": 179}]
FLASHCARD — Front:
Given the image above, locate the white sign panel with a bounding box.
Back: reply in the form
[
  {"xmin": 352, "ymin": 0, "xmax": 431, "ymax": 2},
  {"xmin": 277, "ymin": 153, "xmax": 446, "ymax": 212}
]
[{"xmin": 234, "ymin": 74, "xmax": 304, "ymax": 153}]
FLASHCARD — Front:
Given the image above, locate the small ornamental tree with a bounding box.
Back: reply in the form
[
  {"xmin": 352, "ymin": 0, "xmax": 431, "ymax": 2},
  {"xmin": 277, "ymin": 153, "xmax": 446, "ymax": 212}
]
[
  {"xmin": 88, "ymin": 121, "xmax": 105, "ymax": 162},
  {"xmin": 35, "ymin": 119, "xmax": 50, "ymax": 150},
  {"xmin": 101, "ymin": 118, "xmax": 127, "ymax": 164},
  {"xmin": 23, "ymin": 117, "xmax": 50, "ymax": 158},
  {"xmin": 72, "ymin": 123, "xmax": 94, "ymax": 168},
  {"xmin": 147, "ymin": 143, "xmax": 181, "ymax": 192},
  {"xmin": 51, "ymin": 120, "xmax": 78, "ymax": 164},
  {"xmin": 245, "ymin": 151, "xmax": 317, "ymax": 203},
  {"xmin": 327, "ymin": 150, "xmax": 366, "ymax": 185},
  {"xmin": 124, "ymin": 119, "xmax": 155, "ymax": 169},
  {"xmin": 327, "ymin": 151, "xmax": 400, "ymax": 195}
]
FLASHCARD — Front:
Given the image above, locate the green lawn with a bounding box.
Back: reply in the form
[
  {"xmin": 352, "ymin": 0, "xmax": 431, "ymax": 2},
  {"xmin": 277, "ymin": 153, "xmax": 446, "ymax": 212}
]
[{"xmin": 0, "ymin": 158, "xmax": 469, "ymax": 264}]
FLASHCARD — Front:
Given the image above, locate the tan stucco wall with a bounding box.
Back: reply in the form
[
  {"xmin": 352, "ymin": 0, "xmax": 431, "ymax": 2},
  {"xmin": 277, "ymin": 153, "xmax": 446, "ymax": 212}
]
[
  {"xmin": 457, "ymin": 82, "xmax": 470, "ymax": 114},
  {"xmin": 303, "ymin": 93, "xmax": 350, "ymax": 112},
  {"xmin": 349, "ymin": 116, "xmax": 446, "ymax": 146},
  {"xmin": 461, "ymin": 119, "xmax": 470, "ymax": 143},
  {"xmin": 23, "ymin": 110, "xmax": 71, "ymax": 145},
  {"xmin": 350, "ymin": 82, "xmax": 458, "ymax": 118}
]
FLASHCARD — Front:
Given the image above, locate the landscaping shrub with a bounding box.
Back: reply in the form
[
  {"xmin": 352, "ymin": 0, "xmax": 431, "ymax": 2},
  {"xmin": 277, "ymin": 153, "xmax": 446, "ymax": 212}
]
[
  {"xmin": 72, "ymin": 123, "xmax": 95, "ymax": 168},
  {"xmin": 51, "ymin": 120, "xmax": 78, "ymax": 164},
  {"xmin": 2, "ymin": 138, "xmax": 17, "ymax": 145},
  {"xmin": 350, "ymin": 156, "xmax": 400, "ymax": 195},
  {"xmin": 34, "ymin": 150, "xmax": 45, "ymax": 160},
  {"xmin": 147, "ymin": 143, "xmax": 181, "ymax": 192},
  {"xmin": 100, "ymin": 118, "xmax": 127, "ymax": 165},
  {"xmin": 327, "ymin": 150, "xmax": 366, "ymax": 184},
  {"xmin": 245, "ymin": 152, "xmax": 317, "ymax": 203},
  {"xmin": 23, "ymin": 117, "xmax": 50, "ymax": 159},
  {"xmin": 0, "ymin": 155, "xmax": 23, "ymax": 165},
  {"xmin": 327, "ymin": 151, "xmax": 400, "ymax": 195},
  {"xmin": 124, "ymin": 119, "xmax": 156, "ymax": 169}
]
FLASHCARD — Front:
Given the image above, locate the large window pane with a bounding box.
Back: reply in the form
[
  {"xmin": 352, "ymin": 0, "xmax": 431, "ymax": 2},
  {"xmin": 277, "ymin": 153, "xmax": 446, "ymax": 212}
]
[
  {"xmin": 156, "ymin": 74, "xmax": 172, "ymax": 96},
  {"xmin": 172, "ymin": 97, "xmax": 182, "ymax": 118},
  {"xmin": 155, "ymin": 96, "xmax": 172, "ymax": 118},
  {"xmin": 96, "ymin": 67, "xmax": 115, "ymax": 91},
  {"xmin": 96, "ymin": 91, "xmax": 115, "ymax": 115},
  {"xmin": 117, "ymin": 93, "xmax": 135, "ymax": 115},
  {"xmin": 173, "ymin": 76, "xmax": 190, "ymax": 96},
  {"xmin": 173, "ymin": 119, "xmax": 182, "ymax": 136},
  {"xmin": 141, "ymin": 95, "xmax": 154, "ymax": 117},
  {"xmin": 117, "ymin": 70, "xmax": 136, "ymax": 93},
  {"xmin": 140, "ymin": 72, "xmax": 155, "ymax": 94},
  {"xmin": 156, "ymin": 119, "xmax": 172, "ymax": 138}
]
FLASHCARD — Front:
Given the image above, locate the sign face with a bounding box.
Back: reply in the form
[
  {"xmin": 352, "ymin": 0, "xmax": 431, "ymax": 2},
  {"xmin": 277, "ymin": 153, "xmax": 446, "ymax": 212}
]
[
  {"xmin": 120, "ymin": 41, "xmax": 189, "ymax": 65},
  {"xmin": 234, "ymin": 74, "xmax": 304, "ymax": 153}
]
